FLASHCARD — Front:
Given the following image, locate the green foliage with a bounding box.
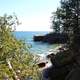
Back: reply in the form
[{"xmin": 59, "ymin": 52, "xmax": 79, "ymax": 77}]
[
  {"xmin": 49, "ymin": 1, "xmax": 80, "ymax": 79},
  {"xmin": 52, "ymin": 0, "xmax": 80, "ymax": 33},
  {"xmin": 51, "ymin": 11, "xmax": 61, "ymax": 33},
  {"xmin": 52, "ymin": 0, "xmax": 80, "ymax": 53},
  {"xmin": 0, "ymin": 14, "xmax": 41, "ymax": 80}
]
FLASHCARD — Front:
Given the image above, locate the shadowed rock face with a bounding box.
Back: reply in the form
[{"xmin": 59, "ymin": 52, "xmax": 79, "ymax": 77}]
[
  {"xmin": 46, "ymin": 53, "xmax": 55, "ymax": 59},
  {"xmin": 37, "ymin": 62, "xmax": 46, "ymax": 68},
  {"xmin": 41, "ymin": 49, "xmax": 76, "ymax": 80},
  {"xmin": 33, "ymin": 36, "xmax": 44, "ymax": 41},
  {"xmin": 65, "ymin": 67, "xmax": 80, "ymax": 80},
  {"xmin": 37, "ymin": 46, "xmax": 80, "ymax": 80}
]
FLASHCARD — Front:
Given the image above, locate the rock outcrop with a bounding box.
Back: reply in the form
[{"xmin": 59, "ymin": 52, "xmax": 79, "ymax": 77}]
[{"xmin": 33, "ymin": 32, "xmax": 68, "ymax": 44}]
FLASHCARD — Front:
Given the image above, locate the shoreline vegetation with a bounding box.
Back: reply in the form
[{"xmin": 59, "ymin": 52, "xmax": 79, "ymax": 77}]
[
  {"xmin": 0, "ymin": 15, "xmax": 41, "ymax": 80},
  {"xmin": 0, "ymin": 14, "xmax": 69, "ymax": 80},
  {"xmin": 0, "ymin": 0, "xmax": 80, "ymax": 79}
]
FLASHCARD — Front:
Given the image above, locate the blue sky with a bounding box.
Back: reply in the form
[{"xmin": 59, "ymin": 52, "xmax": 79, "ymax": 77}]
[{"xmin": 0, "ymin": 0, "xmax": 60, "ymax": 31}]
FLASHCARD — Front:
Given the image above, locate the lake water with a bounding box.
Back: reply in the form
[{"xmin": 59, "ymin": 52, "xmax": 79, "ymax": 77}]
[{"xmin": 13, "ymin": 31, "xmax": 59, "ymax": 55}]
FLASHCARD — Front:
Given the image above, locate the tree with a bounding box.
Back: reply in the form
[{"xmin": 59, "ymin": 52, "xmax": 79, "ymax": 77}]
[
  {"xmin": 51, "ymin": 11, "xmax": 61, "ymax": 33},
  {"xmin": 52, "ymin": 0, "xmax": 80, "ymax": 54},
  {"xmin": 49, "ymin": 1, "xmax": 80, "ymax": 79},
  {"xmin": 0, "ymin": 14, "xmax": 40, "ymax": 80}
]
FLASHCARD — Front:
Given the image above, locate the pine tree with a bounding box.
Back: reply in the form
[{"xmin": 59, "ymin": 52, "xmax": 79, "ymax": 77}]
[{"xmin": 52, "ymin": 0, "xmax": 80, "ymax": 54}]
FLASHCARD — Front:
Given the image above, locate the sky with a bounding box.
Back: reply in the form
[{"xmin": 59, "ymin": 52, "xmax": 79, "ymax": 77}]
[{"xmin": 0, "ymin": 0, "xmax": 60, "ymax": 31}]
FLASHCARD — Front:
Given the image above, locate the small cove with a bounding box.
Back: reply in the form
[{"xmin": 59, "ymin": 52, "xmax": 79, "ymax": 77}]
[{"xmin": 14, "ymin": 31, "xmax": 59, "ymax": 54}]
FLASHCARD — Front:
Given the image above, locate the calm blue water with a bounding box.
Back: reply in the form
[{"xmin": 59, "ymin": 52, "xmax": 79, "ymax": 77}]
[{"xmin": 13, "ymin": 31, "xmax": 58, "ymax": 54}]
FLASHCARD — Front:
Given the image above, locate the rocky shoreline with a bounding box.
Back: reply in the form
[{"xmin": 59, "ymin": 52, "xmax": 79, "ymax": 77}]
[{"xmin": 36, "ymin": 45, "xmax": 63, "ymax": 69}]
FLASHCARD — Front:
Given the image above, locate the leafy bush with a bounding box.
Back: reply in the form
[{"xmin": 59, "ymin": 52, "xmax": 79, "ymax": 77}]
[{"xmin": 0, "ymin": 14, "xmax": 41, "ymax": 80}]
